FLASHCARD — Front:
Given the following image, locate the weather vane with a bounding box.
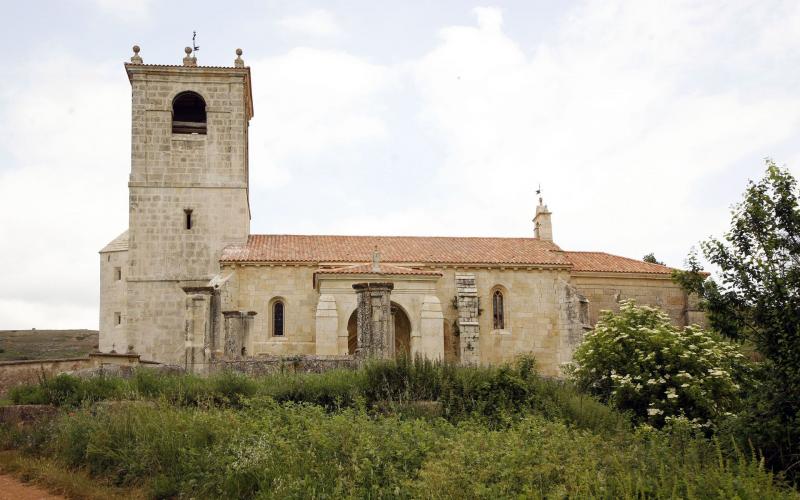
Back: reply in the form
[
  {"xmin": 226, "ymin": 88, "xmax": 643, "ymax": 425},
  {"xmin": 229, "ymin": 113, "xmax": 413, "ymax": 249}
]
[{"xmin": 192, "ymin": 31, "xmax": 200, "ymax": 53}]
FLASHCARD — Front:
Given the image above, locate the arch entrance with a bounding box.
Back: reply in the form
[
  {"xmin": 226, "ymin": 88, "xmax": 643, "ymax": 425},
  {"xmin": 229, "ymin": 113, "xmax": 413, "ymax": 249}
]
[{"xmin": 346, "ymin": 302, "xmax": 411, "ymax": 358}]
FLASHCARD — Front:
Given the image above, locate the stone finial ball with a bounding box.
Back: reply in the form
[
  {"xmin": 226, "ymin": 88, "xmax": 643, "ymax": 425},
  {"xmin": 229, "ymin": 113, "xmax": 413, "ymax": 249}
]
[
  {"xmin": 133, "ymin": 45, "xmax": 140, "ymax": 54},
  {"xmin": 236, "ymin": 48, "xmax": 243, "ymax": 56},
  {"xmin": 185, "ymin": 46, "xmax": 193, "ymax": 54}
]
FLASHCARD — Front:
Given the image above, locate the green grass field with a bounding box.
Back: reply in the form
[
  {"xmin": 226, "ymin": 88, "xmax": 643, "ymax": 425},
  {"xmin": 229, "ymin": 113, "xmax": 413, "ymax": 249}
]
[{"xmin": 0, "ymin": 329, "xmax": 97, "ymax": 362}]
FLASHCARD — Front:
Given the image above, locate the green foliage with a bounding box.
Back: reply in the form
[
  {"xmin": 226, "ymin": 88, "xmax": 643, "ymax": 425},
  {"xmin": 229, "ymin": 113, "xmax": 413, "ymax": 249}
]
[
  {"xmin": 672, "ymin": 160, "xmax": 800, "ymax": 477},
  {"xmin": 571, "ymin": 301, "xmax": 751, "ymax": 429},
  {"xmin": 8, "ymin": 374, "xmax": 131, "ymax": 407},
  {"xmin": 2, "ymin": 359, "xmax": 795, "ymax": 498},
  {"xmin": 3, "ymin": 400, "xmax": 793, "ymax": 499},
  {"xmin": 643, "ymin": 252, "xmax": 665, "ymax": 265},
  {"xmin": 671, "ymin": 250, "xmax": 746, "ymax": 341}
]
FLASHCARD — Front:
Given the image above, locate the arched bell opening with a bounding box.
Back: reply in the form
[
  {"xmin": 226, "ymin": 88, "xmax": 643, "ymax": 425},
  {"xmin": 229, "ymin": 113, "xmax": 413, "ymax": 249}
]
[{"xmin": 172, "ymin": 91, "xmax": 207, "ymax": 134}]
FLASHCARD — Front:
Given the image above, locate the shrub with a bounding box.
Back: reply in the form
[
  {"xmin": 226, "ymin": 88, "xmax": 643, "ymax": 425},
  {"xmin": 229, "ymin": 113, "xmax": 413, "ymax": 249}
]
[
  {"xmin": 18, "ymin": 402, "xmax": 793, "ymax": 499},
  {"xmin": 570, "ymin": 300, "xmax": 752, "ymax": 429}
]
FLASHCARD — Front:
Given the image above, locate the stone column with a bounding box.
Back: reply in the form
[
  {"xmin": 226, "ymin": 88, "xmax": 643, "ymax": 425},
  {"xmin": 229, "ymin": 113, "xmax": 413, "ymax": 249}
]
[
  {"xmin": 417, "ymin": 295, "xmax": 445, "ymax": 360},
  {"xmin": 455, "ymin": 274, "xmax": 481, "ymax": 365},
  {"xmin": 315, "ymin": 294, "xmax": 339, "ymax": 355},
  {"xmin": 352, "ymin": 282, "xmax": 394, "ymax": 359},
  {"xmin": 222, "ymin": 311, "xmax": 257, "ymax": 359},
  {"xmin": 182, "ymin": 286, "xmax": 214, "ymax": 373},
  {"xmin": 556, "ymin": 279, "xmax": 591, "ymax": 375}
]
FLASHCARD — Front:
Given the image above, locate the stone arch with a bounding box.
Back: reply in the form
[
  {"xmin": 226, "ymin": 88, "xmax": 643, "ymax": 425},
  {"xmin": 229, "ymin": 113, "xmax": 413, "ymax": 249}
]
[
  {"xmin": 443, "ymin": 319, "xmax": 459, "ymax": 363},
  {"xmin": 345, "ymin": 303, "xmax": 412, "ymax": 358},
  {"xmin": 490, "ymin": 284, "xmax": 509, "ymax": 331},
  {"xmin": 391, "ymin": 302, "xmax": 411, "ymax": 358},
  {"xmin": 171, "ymin": 90, "xmax": 207, "ymax": 134},
  {"xmin": 347, "ymin": 309, "xmax": 358, "ymax": 355},
  {"xmin": 268, "ymin": 296, "xmax": 286, "ymax": 337}
]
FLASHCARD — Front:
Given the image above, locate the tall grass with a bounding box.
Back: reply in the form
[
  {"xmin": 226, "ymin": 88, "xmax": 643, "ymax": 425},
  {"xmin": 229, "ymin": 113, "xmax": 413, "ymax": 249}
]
[
  {"xmin": 2, "ymin": 400, "xmax": 793, "ymax": 499},
  {"xmin": 2, "ymin": 358, "xmax": 796, "ymax": 498},
  {"xmin": 8, "ymin": 356, "xmax": 626, "ymax": 431}
]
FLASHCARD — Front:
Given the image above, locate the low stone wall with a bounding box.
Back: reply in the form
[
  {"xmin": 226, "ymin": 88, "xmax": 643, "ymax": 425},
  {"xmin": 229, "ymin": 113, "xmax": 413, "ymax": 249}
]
[
  {"xmin": 0, "ymin": 353, "xmax": 142, "ymax": 396},
  {"xmin": 213, "ymin": 355, "xmax": 356, "ymax": 376},
  {"xmin": 0, "ymin": 353, "xmax": 358, "ymax": 396}
]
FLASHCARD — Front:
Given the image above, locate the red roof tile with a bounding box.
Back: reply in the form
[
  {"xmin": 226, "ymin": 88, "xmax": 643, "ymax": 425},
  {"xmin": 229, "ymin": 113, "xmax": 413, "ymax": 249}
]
[
  {"xmin": 221, "ymin": 234, "xmax": 569, "ymax": 266},
  {"xmin": 563, "ymin": 251, "xmax": 673, "ymax": 274},
  {"xmin": 315, "ymin": 263, "xmax": 442, "ymax": 276}
]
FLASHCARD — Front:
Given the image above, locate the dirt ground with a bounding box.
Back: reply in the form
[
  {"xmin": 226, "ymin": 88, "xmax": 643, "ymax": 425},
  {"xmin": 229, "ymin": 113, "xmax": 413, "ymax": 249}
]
[
  {"xmin": 0, "ymin": 330, "xmax": 98, "ymax": 362},
  {"xmin": 0, "ymin": 474, "xmax": 65, "ymax": 499}
]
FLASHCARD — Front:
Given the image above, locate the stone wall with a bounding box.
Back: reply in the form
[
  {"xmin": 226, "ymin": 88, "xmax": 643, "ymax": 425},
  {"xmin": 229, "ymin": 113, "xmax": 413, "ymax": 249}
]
[
  {"xmin": 569, "ymin": 274, "xmax": 699, "ymax": 327},
  {"xmin": 230, "ymin": 264, "xmax": 579, "ymax": 376},
  {"xmin": 0, "ymin": 353, "xmax": 142, "ymax": 396},
  {"xmin": 222, "ymin": 265, "xmax": 318, "ymax": 356},
  {"xmin": 120, "ymin": 65, "xmax": 252, "ymax": 366},
  {"xmin": 99, "ymin": 248, "xmax": 128, "ymax": 352},
  {"xmin": 212, "ymin": 355, "xmax": 356, "ymax": 376}
]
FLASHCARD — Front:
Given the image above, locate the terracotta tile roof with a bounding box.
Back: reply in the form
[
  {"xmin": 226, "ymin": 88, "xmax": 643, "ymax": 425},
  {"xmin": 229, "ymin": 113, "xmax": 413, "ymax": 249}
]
[
  {"xmin": 100, "ymin": 230, "xmax": 129, "ymax": 253},
  {"xmin": 315, "ymin": 263, "xmax": 442, "ymax": 276},
  {"xmin": 221, "ymin": 234, "xmax": 570, "ymax": 266},
  {"xmin": 563, "ymin": 251, "xmax": 673, "ymax": 275}
]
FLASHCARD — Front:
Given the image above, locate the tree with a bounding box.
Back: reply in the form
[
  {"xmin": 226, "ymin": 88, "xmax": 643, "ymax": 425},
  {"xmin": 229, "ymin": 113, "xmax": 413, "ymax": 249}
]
[
  {"xmin": 672, "ymin": 160, "xmax": 800, "ymax": 476},
  {"xmin": 643, "ymin": 253, "xmax": 665, "ymax": 265},
  {"xmin": 571, "ymin": 301, "xmax": 749, "ymax": 429}
]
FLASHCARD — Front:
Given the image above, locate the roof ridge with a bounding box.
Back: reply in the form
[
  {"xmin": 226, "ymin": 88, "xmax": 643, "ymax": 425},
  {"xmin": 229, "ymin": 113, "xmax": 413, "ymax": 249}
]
[{"xmin": 248, "ymin": 233, "xmax": 554, "ymax": 241}]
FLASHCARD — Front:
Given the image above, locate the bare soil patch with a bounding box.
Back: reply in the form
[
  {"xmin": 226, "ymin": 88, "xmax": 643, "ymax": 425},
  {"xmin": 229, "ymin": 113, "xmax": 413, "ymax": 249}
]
[{"xmin": 0, "ymin": 474, "xmax": 65, "ymax": 499}]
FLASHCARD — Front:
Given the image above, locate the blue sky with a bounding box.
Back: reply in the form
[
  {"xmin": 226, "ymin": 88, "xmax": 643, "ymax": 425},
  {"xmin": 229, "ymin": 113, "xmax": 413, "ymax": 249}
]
[{"xmin": 1, "ymin": 0, "xmax": 799, "ymax": 329}]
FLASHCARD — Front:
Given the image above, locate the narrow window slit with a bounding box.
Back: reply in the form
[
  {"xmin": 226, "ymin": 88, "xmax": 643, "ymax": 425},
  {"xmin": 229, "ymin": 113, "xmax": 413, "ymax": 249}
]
[
  {"xmin": 493, "ymin": 290, "xmax": 505, "ymax": 330},
  {"xmin": 273, "ymin": 301, "xmax": 284, "ymax": 337}
]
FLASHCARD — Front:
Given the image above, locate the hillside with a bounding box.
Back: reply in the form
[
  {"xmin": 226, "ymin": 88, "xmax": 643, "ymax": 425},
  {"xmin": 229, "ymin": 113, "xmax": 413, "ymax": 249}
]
[{"xmin": 0, "ymin": 330, "xmax": 98, "ymax": 362}]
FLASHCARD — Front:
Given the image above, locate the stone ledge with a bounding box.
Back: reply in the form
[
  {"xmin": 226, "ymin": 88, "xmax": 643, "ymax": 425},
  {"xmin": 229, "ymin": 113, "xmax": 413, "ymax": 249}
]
[{"xmin": 0, "ymin": 357, "xmax": 88, "ymax": 367}]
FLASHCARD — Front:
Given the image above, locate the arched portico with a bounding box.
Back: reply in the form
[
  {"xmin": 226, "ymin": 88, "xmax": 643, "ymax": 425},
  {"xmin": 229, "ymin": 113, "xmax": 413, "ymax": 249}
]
[
  {"xmin": 314, "ymin": 263, "xmax": 444, "ymax": 360},
  {"xmin": 346, "ymin": 302, "xmax": 412, "ymax": 357}
]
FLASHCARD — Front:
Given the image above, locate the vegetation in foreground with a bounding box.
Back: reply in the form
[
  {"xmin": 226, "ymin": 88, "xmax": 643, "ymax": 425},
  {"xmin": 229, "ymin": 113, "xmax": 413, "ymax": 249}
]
[
  {"xmin": 672, "ymin": 160, "xmax": 800, "ymax": 477},
  {"xmin": 2, "ymin": 358, "xmax": 796, "ymax": 499}
]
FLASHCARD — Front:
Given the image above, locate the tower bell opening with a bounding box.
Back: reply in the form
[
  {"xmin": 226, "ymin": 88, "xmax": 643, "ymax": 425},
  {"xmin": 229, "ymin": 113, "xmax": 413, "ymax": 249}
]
[{"xmin": 172, "ymin": 91, "xmax": 207, "ymax": 134}]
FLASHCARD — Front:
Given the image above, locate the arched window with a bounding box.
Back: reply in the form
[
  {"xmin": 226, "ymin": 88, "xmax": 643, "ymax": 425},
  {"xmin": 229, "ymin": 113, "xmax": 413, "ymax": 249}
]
[
  {"xmin": 492, "ymin": 290, "xmax": 505, "ymax": 330},
  {"xmin": 172, "ymin": 91, "xmax": 206, "ymax": 134},
  {"xmin": 272, "ymin": 300, "xmax": 285, "ymax": 337}
]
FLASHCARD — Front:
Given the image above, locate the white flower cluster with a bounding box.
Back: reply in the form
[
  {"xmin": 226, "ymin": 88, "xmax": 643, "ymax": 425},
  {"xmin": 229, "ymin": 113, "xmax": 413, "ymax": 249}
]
[{"xmin": 571, "ymin": 300, "xmax": 751, "ymax": 428}]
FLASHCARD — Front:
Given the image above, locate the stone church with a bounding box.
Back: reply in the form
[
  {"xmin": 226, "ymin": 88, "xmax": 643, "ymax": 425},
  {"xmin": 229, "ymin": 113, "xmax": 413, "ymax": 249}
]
[{"xmin": 99, "ymin": 46, "xmax": 701, "ymax": 376}]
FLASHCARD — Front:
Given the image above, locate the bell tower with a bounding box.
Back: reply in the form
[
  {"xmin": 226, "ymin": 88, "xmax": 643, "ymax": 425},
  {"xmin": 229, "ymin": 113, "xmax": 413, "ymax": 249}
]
[{"xmin": 123, "ymin": 45, "xmax": 253, "ymax": 364}]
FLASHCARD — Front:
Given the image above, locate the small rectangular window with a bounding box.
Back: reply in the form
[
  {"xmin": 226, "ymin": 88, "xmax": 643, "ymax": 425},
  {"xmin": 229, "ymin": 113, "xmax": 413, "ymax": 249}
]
[
  {"xmin": 114, "ymin": 312, "xmax": 122, "ymax": 326},
  {"xmin": 114, "ymin": 267, "xmax": 122, "ymax": 281},
  {"xmin": 184, "ymin": 209, "xmax": 193, "ymax": 230}
]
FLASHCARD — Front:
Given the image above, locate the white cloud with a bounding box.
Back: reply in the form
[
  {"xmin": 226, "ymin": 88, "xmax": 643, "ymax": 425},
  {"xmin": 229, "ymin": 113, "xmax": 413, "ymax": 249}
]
[
  {"xmin": 278, "ymin": 9, "xmax": 343, "ymax": 38},
  {"xmin": 406, "ymin": 2, "xmax": 800, "ymax": 264},
  {"xmin": 91, "ymin": 0, "xmax": 152, "ymax": 20},
  {"xmin": 0, "ymin": 55, "xmax": 130, "ymax": 329},
  {"xmin": 3, "ymin": 1, "xmax": 800, "ymax": 329},
  {"xmin": 248, "ymin": 48, "xmax": 396, "ymax": 189}
]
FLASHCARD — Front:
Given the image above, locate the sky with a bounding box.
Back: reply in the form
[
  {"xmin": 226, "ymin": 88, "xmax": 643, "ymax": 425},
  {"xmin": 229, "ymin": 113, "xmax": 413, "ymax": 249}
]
[{"xmin": 0, "ymin": 0, "xmax": 799, "ymax": 329}]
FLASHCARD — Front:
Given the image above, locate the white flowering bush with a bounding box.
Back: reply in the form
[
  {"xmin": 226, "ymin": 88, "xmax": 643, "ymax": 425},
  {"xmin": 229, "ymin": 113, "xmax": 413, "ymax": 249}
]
[{"xmin": 570, "ymin": 301, "xmax": 751, "ymax": 429}]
